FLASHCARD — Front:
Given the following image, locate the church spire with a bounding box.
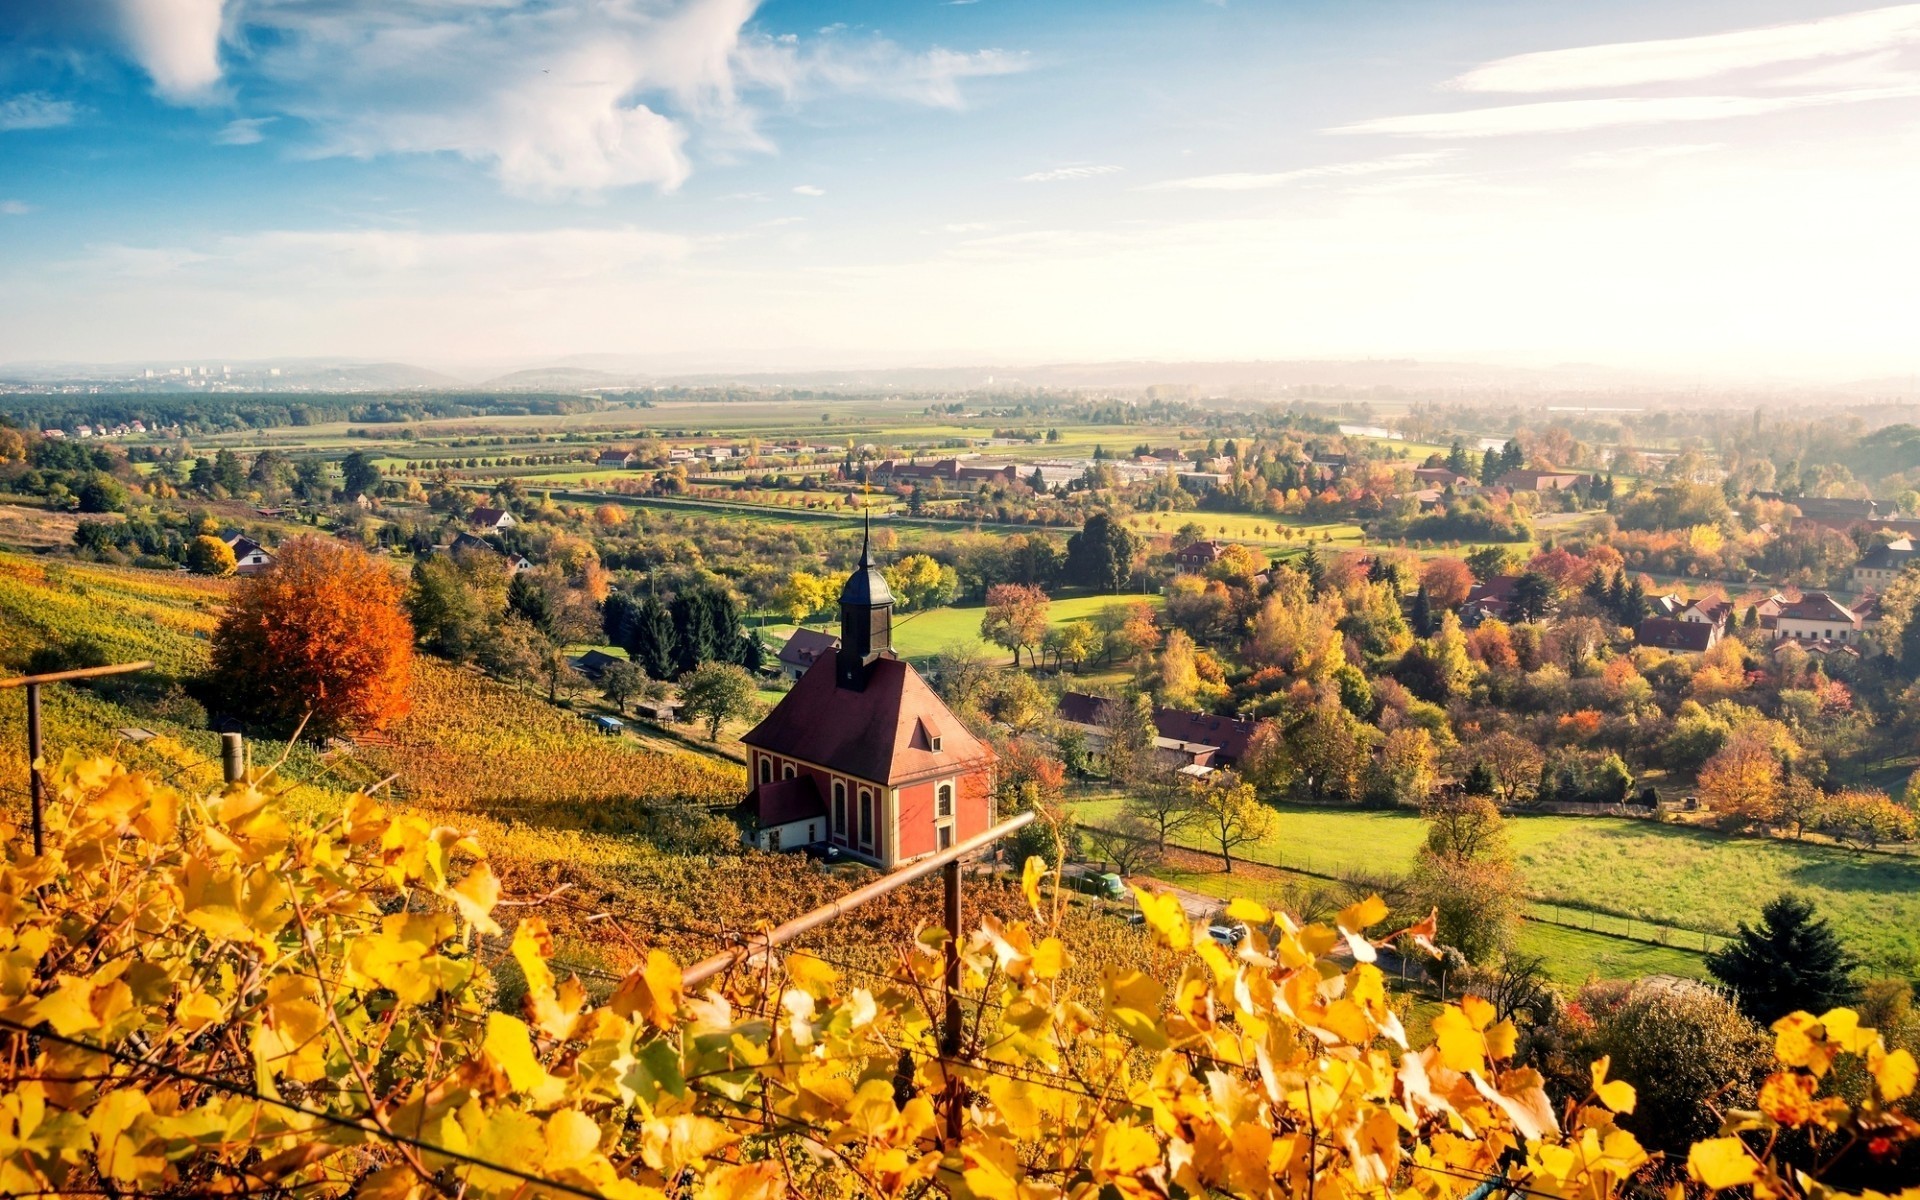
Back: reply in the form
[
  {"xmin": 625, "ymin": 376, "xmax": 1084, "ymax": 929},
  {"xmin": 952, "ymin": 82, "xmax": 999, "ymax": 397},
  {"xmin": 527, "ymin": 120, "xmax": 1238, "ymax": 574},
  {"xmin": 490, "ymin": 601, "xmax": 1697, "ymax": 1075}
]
[{"xmin": 837, "ymin": 506, "xmax": 895, "ymax": 690}]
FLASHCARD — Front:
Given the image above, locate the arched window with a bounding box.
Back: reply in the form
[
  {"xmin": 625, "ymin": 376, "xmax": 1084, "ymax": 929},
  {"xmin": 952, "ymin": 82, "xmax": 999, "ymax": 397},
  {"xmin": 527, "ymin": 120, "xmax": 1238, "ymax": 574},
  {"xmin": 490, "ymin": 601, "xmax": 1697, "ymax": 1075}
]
[
  {"xmin": 858, "ymin": 789, "xmax": 874, "ymax": 850},
  {"xmin": 758, "ymin": 756, "xmax": 772, "ymax": 784},
  {"xmin": 783, "ymin": 763, "xmax": 796, "ymax": 779},
  {"xmin": 832, "ymin": 781, "xmax": 846, "ymax": 841},
  {"xmin": 936, "ymin": 783, "xmax": 954, "ymax": 819}
]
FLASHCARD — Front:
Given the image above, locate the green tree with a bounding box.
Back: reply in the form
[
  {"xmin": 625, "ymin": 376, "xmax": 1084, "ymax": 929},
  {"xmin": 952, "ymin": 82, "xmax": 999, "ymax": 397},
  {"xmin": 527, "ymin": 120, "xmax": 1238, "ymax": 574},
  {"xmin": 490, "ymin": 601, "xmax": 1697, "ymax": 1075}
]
[
  {"xmin": 600, "ymin": 660, "xmax": 647, "ymax": 714},
  {"xmin": 340, "ymin": 449, "xmax": 381, "ymax": 496},
  {"xmin": 76, "ymin": 473, "xmax": 129, "ymax": 513},
  {"xmin": 1706, "ymin": 893, "xmax": 1859, "ymax": 1024},
  {"xmin": 407, "ymin": 554, "xmax": 489, "ymax": 660},
  {"xmin": 1066, "ymin": 512, "xmax": 1144, "ymax": 592},
  {"xmin": 678, "ymin": 661, "xmax": 759, "ymax": 739}
]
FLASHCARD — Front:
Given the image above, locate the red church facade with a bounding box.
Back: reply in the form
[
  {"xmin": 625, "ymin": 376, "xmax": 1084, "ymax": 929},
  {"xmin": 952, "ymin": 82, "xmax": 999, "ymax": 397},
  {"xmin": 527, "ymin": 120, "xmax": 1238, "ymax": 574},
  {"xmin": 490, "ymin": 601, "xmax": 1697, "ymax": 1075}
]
[{"xmin": 739, "ymin": 525, "xmax": 995, "ymax": 869}]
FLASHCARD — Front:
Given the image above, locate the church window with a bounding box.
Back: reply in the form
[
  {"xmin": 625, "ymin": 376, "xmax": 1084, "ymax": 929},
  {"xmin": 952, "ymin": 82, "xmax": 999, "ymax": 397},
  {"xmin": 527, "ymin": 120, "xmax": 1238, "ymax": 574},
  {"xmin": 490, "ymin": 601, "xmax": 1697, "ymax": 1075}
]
[
  {"xmin": 936, "ymin": 783, "xmax": 953, "ymax": 819},
  {"xmin": 858, "ymin": 789, "xmax": 874, "ymax": 850},
  {"xmin": 758, "ymin": 756, "xmax": 771, "ymax": 784},
  {"xmin": 832, "ymin": 781, "xmax": 846, "ymax": 841}
]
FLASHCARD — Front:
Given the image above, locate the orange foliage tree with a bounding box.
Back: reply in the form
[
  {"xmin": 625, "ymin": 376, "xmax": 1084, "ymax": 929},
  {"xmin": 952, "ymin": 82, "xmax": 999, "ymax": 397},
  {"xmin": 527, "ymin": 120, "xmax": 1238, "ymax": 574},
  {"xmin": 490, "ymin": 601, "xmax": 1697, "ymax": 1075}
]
[{"xmin": 211, "ymin": 535, "xmax": 414, "ymax": 735}]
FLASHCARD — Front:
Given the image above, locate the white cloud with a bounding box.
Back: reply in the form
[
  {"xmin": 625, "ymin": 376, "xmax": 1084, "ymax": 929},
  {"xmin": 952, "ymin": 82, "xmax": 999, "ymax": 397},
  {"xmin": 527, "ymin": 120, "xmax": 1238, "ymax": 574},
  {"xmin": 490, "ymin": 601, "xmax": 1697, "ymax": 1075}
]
[
  {"xmin": 0, "ymin": 201, "xmax": 31, "ymax": 216},
  {"xmin": 222, "ymin": 0, "xmax": 1024, "ymax": 197},
  {"xmin": 1453, "ymin": 3, "xmax": 1920, "ymax": 93},
  {"xmin": 215, "ymin": 117, "xmax": 274, "ymax": 145},
  {"xmin": 792, "ymin": 184, "xmax": 825, "ymax": 196},
  {"xmin": 1020, "ymin": 163, "xmax": 1121, "ymax": 182},
  {"xmin": 1145, "ymin": 151, "xmax": 1451, "ymax": 190},
  {"xmin": 1330, "ymin": 85, "xmax": 1920, "ymax": 138},
  {"xmin": 0, "ymin": 93, "xmax": 80, "ymax": 131},
  {"xmin": 112, "ymin": 0, "xmax": 226, "ymax": 101}
]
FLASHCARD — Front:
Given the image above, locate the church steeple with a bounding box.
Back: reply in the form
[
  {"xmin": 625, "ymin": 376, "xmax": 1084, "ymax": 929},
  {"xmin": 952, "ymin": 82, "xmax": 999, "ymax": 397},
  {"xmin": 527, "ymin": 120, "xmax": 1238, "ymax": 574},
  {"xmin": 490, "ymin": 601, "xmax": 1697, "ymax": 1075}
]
[{"xmin": 836, "ymin": 511, "xmax": 894, "ymax": 690}]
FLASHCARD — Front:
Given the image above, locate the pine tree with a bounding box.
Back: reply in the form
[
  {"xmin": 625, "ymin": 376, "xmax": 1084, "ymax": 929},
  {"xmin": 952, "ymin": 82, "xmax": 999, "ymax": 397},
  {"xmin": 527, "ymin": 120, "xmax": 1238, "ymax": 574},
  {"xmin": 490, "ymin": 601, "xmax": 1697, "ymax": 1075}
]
[
  {"xmin": 1480, "ymin": 447, "xmax": 1500, "ymax": 486},
  {"xmin": 632, "ymin": 595, "xmax": 678, "ymax": 680},
  {"xmin": 1502, "ymin": 441, "xmax": 1525, "ymax": 473},
  {"xmin": 1463, "ymin": 759, "xmax": 1497, "ymax": 797},
  {"xmin": 1446, "ymin": 440, "xmax": 1473, "ymax": 477},
  {"xmin": 1706, "ymin": 893, "xmax": 1858, "ymax": 1024},
  {"xmin": 1410, "ymin": 584, "xmax": 1435, "ymax": 637},
  {"xmin": 1300, "ymin": 544, "xmax": 1325, "ymax": 592}
]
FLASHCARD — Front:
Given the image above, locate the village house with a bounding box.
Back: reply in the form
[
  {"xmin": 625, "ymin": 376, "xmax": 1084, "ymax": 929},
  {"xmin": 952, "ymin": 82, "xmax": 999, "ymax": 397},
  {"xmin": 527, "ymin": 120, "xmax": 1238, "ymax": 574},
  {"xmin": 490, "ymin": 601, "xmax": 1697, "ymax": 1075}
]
[
  {"xmin": 1772, "ymin": 592, "xmax": 1868, "ymax": 647},
  {"xmin": 1495, "ymin": 469, "xmax": 1593, "ymax": 492},
  {"xmin": 1055, "ymin": 693, "xmax": 1257, "ymax": 777},
  {"xmin": 737, "ymin": 522, "xmax": 995, "ymax": 864},
  {"xmin": 1175, "ymin": 540, "xmax": 1226, "ymax": 572},
  {"xmin": 1460, "ymin": 574, "xmax": 1522, "ymax": 625},
  {"xmin": 1412, "ymin": 467, "xmax": 1473, "ymax": 489},
  {"xmin": 597, "ymin": 448, "xmax": 637, "ymax": 469},
  {"xmin": 444, "ymin": 532, "xmax": 532, "ymax": 574},
  {"xmin": 569, "ymin": 649, "xmax": 625, "ymax": 681},
  {"xmin": 221, "ymin": 533, "xmax": 277, "ymax": 576},
  {"xmin": 1852, "ymin": 538, "xmax": 1916, "ymax": 591},
  {"xmin": 468, "ymin": 506, "xmax": 516, "ymax": 532},
  {"xmin": 775, "ymin": 628, "xmax": 840, "ymax": 682},
  {"xmin": 1635, "ymin": 617, "xmax": 1721, "ymax": 654}
]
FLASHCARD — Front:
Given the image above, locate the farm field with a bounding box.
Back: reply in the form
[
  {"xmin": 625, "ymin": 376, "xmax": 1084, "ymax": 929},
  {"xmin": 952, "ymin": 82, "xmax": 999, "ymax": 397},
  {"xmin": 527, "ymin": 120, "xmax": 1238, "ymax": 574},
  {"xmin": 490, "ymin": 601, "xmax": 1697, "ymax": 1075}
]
[
  {"xmin": 1120, "ymin": 510, "xmax": 1365, "ymax": 548},
  {"xmin": 1070, "ymin": 795, "xmax": 1920, "ymax": 977}
]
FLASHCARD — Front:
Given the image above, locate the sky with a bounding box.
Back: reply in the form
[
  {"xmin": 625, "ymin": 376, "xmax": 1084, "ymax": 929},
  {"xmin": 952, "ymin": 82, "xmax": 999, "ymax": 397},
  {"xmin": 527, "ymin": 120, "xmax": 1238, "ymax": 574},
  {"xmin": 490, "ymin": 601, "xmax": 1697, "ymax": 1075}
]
[{"xmin": 1, "ymin": 0, "xmax": 1918, "ymax": 379}]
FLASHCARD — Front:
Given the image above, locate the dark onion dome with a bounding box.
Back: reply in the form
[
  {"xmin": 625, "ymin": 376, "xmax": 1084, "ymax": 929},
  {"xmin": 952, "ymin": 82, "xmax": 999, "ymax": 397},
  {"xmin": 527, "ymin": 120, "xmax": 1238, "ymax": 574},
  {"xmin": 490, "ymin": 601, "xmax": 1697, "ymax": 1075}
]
[{"xmin": 840, "ymin": 516, "xmax": 893, "ymax": 608}]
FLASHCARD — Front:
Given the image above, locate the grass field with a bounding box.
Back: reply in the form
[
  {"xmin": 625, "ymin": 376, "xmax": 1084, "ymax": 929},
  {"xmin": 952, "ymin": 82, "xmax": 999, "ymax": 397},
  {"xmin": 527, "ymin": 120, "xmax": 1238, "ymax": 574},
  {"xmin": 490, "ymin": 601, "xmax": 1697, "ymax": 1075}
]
[
  {"xmin": 760, "ymin": 591, "xmax": 1165, "ymax": 664},
  {"xmin": 1120, "ymin": 510, "xmax": 1366, "ymax": 548},
  {"xmin": 1071, "ymin": 796, "xmax": 1920, "ymax": 978}
]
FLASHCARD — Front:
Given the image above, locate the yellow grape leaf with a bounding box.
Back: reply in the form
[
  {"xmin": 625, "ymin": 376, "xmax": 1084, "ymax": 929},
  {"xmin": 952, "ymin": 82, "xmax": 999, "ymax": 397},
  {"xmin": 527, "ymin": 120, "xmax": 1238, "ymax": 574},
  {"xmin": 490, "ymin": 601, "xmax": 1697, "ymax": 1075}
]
[
  {"xmin": 1590, "ymin": 1056, "xmax": 1636, "ymax": 1114},
  {"xmin": 1031, "ymin": 937, "xmax": 1069, "ymax": 980},
  {"xmin": 510, "ymin": 918, "xmax": 557, "ymax": 1002},
  {"xmin": 483, "ymin": 1013, "xmax": 555, "ymax": 1096},
  {"xmin": 1460, "ymin": 994, "xmax": 1496, "ymax": 1031},
  {"xmin": 1225, "ymin": 896, "xmax": 1270, "ymax": 925},
  {"xmin": 175, "ymin": 990, "xmax": 226, "ymax": 1033},
  {"xmin": 611, "ymin": 950, "xmax": 683, "ymax": 1031},
  {"xmin": 696, "ymin": 1163, "xmax": 782, "ymax": 1200},
  {"xmin": 1687, "ymin": 1137, "xmax": 1759, "ymax": 1190},
  {"xmin": 1429, "ymin": 1005, "xmax": 1485, "ymax": 1075},
  {"xmin": 1874, "ymin": 1048, "xmax": 1918, "ymax": 1102},
  {"xmin": 784, "ymin": 950, "xmax": 839, "ymax": 994},
  {"xmin": 1104, "ymin": 968, "xmax": 1169, "ymax": 1051},
  {"xmin": 1336, "ymin": 894, "xmax": 1388, "ymax": 934},
  {"xmin": 543, "ymin": 1109, "xmax": 602, "ymax": 1168},
  {"xmin": 1020, "ymin": 856, "xmax": 1046, "ymax": 915},
  {"xmin": 1090, "ymin": 1119, "xmax": 1160, "ymax": 1180},
  {"xmin": 640, "ymin": 1115, "xmax": 738, "ymax": 1176},
  {"xmin": 1485, "ymin": 1018, "xmax": 1517, "ymax": 1061},
  {"xmin": 33, "ymin": 976, "xmax": 101, "ymax": 1037},
  {"xmin": 1132, "ymin": 886, "xmax": 1190, "ymax": 952},
  {"xmin": 447, "ymin": 861, "xmax": 502, "ymax": 937}
]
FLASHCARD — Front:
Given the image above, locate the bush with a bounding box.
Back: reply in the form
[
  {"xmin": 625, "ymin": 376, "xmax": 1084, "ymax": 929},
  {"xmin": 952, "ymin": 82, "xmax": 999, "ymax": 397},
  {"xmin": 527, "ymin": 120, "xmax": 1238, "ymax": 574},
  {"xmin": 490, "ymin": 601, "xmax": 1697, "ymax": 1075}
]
[{"xmin": 1582, "ymin": 979, "xmax": 1772, "ymax": 1153}]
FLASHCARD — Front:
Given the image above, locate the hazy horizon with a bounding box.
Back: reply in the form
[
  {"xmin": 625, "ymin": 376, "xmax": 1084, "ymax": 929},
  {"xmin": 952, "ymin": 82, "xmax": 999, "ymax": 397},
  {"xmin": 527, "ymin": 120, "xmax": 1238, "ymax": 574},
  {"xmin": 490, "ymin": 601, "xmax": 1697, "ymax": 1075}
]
[{"xmin": 3, "ymin": 1, "xmax": 1919, "ymax": 376}]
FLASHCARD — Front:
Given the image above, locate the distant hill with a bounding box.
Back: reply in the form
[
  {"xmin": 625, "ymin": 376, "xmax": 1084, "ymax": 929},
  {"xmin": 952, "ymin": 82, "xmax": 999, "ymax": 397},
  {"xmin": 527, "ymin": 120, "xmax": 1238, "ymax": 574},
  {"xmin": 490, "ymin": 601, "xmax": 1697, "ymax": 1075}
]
[{"xmin": 478, "ymin": 366, "xmax": 646, "ymax": 391}]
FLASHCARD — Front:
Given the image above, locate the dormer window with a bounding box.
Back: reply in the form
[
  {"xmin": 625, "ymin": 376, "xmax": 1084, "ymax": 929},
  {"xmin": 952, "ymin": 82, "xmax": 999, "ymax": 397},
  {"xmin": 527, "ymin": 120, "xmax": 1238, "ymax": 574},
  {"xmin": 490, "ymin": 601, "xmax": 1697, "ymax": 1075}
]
[{"xmin": 929, "ymin": 735, "xmax": 943, "ymax": 752}]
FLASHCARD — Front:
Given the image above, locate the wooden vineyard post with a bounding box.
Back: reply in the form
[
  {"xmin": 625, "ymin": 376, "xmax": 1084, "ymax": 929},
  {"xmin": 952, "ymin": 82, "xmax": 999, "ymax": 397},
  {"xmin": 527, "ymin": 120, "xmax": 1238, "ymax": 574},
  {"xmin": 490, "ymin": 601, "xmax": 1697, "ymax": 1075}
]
[{"xmin": 2, "ymin": 661, "xmax": 152, "ymax": 853}]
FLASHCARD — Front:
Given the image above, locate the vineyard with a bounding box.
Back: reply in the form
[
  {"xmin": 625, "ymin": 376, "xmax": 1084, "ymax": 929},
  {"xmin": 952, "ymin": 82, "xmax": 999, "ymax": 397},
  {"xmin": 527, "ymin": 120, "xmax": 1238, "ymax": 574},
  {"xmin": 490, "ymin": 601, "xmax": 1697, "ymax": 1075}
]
[{"xmin": 6, "ymin": 754, "xmax": 1914, "ymax": 1200}]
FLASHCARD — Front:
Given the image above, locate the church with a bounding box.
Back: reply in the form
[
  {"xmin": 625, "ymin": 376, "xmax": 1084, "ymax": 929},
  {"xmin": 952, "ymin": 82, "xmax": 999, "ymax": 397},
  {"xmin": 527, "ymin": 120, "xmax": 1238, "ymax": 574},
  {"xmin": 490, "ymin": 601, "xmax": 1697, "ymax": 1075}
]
[{"xmin": 738, "ymin": 523, "xmax": 996, "ymax": 868}]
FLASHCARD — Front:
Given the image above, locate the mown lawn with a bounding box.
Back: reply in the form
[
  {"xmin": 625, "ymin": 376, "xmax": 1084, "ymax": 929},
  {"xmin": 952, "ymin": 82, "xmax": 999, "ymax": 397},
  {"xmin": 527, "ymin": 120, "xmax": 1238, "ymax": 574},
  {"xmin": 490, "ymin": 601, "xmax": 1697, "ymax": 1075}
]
[{"xmin": 1072, "ymin": 796, "xmax": 1920, "ymax": 976}]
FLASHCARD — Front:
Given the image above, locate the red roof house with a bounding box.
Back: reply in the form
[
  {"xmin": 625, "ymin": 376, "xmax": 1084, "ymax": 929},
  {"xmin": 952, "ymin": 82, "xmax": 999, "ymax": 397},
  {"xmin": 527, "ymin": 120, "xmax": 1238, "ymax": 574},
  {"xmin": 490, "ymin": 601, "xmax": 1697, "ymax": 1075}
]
[{"xmin": 740, "ymin": 520, "xmax": 995, "ymax": 866}]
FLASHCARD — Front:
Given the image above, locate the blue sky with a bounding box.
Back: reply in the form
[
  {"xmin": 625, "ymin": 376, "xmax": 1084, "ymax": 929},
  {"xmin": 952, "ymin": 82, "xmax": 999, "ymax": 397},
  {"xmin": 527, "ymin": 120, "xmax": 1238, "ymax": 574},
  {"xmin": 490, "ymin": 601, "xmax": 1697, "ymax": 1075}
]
[{"xmin": 2, "ymin": 0, "xmax": 1918, "ymax": 377}]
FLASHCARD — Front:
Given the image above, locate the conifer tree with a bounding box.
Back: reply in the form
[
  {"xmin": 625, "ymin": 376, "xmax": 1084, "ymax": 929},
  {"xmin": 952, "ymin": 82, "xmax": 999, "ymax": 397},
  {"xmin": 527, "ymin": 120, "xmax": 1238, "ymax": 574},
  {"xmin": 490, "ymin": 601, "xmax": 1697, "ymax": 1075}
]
[{"xmin": 1707, "ymin": 893, "xmax": 1858, "ymax": 1024}]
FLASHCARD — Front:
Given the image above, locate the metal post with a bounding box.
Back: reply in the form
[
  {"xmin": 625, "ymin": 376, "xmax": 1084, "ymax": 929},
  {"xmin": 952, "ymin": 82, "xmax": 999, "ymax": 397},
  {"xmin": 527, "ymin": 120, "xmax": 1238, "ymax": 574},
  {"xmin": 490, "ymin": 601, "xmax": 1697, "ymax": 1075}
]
[
  {"xmin": 25, "ymin": 682, "xmax": 42, "ymax": 856},
  {"xmin": 943, "ymin": 856, "xmax": 963, "ymax": 1146},
  {"xmin": 220, "ymin": 732, "xmax": 245, "ymax": 785}
]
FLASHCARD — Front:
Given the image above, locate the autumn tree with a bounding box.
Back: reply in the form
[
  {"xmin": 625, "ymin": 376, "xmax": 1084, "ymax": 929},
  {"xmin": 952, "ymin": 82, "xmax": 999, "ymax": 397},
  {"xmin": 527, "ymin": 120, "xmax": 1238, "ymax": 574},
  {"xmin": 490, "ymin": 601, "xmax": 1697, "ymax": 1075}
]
[
  {"xmin": 1698, "ymin": 737, "xmax": 1786, "ymax": 827},
  {"xmin": 186, "ymin": 533, "xmax": 237, "ymax": 576},
  {"xmin": 210, "ymin": 535, "xmax": 413, "ymax": 735},
  {"xmin": 1413, "ymin": 794, "xmax": 1522, "ymax": 965},
  {"xmin": 1475, "ymin": 731, "xmax": 1545, "ymax": 805},
  {"xmin": 981, "ymin": 582, "xmax": 1050, "ymax": 668},
  {"xmin": 1292, "ymin": 697, "xmax": 1375, "ymax": 803},
  {"xmin": 1154, "ymin": 628, "xmax": 1202, "ymax": 708},
  {"xmin": 1420, "ymin": 555, "xmax": 1476, "ymax": 609},
  {"xmin": 1098, "ymin": 691, "xmax": 1158, "ymax": 786},
  {"xmin": 1192, "ymin": 772, "xmax": 1275, "ymax": 873},
  {"xmin": 884, "ymin": 553, "xmax": 958, "ymax": 611}
]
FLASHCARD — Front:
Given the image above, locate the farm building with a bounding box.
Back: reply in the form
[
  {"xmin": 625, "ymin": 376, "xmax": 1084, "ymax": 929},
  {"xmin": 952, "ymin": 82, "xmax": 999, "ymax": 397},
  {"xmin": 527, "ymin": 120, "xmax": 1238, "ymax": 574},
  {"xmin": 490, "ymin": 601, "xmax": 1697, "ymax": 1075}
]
[
  {"xmin": 737, "ymin": 520, "xmax": 995, "ymax": 867},
  {"xmin": 776, "ymin": 627, "xmax": 840, "ymax": 682}
]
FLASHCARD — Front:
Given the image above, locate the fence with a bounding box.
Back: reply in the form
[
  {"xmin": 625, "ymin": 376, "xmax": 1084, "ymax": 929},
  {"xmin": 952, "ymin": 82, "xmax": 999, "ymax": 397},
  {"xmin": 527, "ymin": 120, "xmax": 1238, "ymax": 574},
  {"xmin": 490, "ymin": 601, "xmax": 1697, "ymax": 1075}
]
[{"xmin": 1080, "ymin": 821, "xmax": 1735, "ymax": 958}]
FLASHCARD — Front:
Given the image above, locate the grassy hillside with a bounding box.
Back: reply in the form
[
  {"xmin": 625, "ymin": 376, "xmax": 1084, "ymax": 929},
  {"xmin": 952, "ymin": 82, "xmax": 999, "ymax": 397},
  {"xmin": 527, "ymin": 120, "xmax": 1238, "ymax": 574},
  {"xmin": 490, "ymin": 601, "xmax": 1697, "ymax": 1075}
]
[{"xmin": 1072, "ymin": 795, "xmax": 1920, "ymax": 979}]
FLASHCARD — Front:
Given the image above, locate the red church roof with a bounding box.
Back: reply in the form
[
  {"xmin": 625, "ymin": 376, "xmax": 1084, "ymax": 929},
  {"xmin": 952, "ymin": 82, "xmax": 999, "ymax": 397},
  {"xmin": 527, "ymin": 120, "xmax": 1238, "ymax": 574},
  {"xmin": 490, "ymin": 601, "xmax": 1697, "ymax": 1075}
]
[{"xmin": 743, "ymin": 655, "xmax": 993, "ymax": 787}]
